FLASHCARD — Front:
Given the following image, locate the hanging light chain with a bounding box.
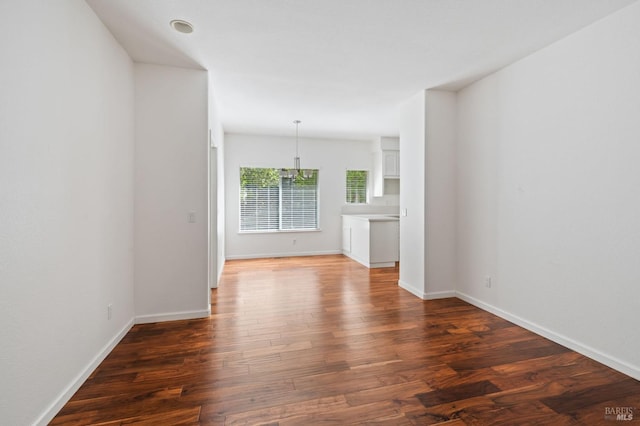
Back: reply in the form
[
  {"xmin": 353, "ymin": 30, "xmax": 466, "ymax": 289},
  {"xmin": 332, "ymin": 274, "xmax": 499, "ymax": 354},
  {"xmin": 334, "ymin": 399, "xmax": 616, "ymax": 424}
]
[
  {"xmin": 294, "ymin": 120, "xmax": 301, "ymax": 159},
  {"xmin": 280, "ymin": 119, "xmax": 312, "ymax": 180}
]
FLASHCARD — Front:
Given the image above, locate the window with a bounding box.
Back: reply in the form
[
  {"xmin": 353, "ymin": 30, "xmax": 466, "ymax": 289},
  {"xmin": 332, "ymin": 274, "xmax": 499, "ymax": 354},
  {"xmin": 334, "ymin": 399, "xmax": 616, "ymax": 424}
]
[
  {"xmin": 240, "ymin": 167, "xmax": 319, "ymax": 232},
  {"xmin": 345, "ymin": 170, "xmax": 368, "ymax": 204}
]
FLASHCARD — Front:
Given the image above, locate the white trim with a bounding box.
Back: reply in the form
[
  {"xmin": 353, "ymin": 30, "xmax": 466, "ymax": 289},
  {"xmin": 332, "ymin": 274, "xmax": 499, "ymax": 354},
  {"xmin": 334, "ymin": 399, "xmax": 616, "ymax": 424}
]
[
  {"xmin": 456, "ymin": 291, "xmax": 640, "ymax": 381},
  {"xmin": 342, "ymin": 251, "xmax": 367, "ymax": 267},
  {"xmin": 225, "ymin": 250, "xmax": 341, "ymax": 260},
  {"xmin": 397, "ymin": 280, "xmax": 456, "ymax": 300},
  {"xmin": 238, "ymin": 228, "xmax": 322, "ymax": 235},
  {"xmin": 135, "ymin": 309, "xmax": 211, "ymax": 324},
  {"xmin": 369, "ymin": 261, "xmax": 396, "ymax": 268},
  {"xmin": 424, "ymin": 290, "xmax": 457, "ymax": 300},
  {"xmin": 398, "ymin": 279, "xmax": 426, "ymax": 299},
  {"xmin": 35, "ymin": 318, "xmax": 134, "ymax": 426},
  {"xmin": 343, "ymin": 251, "xmax": 397, "ymax": 269},
  {"xmin": 213, "ymin": 258, "xmax": 225, "ymax": 289}
]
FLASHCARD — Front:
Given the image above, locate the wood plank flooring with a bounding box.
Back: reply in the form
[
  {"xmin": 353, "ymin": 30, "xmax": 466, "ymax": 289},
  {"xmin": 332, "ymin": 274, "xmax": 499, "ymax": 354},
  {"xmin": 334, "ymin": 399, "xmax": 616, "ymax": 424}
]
[{"xmin": 52, "ymin": 255, "xmax": 640, "ymax": 425}]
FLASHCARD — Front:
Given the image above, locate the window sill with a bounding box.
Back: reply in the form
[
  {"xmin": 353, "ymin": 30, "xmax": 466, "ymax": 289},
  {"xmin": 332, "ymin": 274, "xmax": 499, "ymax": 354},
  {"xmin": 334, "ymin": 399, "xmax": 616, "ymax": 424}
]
[{"xmin": 238, "ymin": 229, "xmax": 322, "ymax": 235}]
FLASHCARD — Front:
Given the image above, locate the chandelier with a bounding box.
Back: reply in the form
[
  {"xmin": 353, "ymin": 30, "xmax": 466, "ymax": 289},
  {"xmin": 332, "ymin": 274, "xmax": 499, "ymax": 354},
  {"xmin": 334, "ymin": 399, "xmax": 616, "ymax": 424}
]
[{"xmin": 280, "ymin": 120, "xmax": 313, "ymax": 179}]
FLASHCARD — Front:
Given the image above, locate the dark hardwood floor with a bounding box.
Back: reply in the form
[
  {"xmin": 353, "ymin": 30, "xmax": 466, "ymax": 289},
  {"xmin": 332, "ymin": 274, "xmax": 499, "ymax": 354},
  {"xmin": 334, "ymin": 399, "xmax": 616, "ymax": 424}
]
[{"xmin": 52, "ymin": 255, "xmax": 639, "ymax": 425}]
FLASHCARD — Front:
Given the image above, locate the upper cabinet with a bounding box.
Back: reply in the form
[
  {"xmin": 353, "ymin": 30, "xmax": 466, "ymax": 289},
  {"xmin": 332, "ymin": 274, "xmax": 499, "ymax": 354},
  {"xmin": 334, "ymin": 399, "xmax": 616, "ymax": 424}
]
[
  {"xmin": 382, "ymin": 150, "xmax": 399, "ymax": 178},
  {"xmin": 372, "ymin": 137, "xmax": 400, "ymax": 197}
]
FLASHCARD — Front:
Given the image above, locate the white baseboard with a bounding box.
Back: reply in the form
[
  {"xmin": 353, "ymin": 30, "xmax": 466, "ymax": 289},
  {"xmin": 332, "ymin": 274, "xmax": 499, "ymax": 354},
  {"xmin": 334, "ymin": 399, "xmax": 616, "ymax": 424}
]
[
  {"xmin": 35, "ymin": 318, "xmax": 134, "ymax": 426},
  {"xmin": 398, "ymin": 279, "xmax": 427, "ymax": 299},
  {"xmin": 225, "ymin": 250, "xmax": 342, "ymax": 260},
  {"xmin": 456, "ymin": 291, "xmax": 640, "ymax": 381},
  {"xmin": 36, "ymin": 308, "xmax": 212, "ymax": 424},
  {"xmin": 135, "ymin": 308, "xmax": 210, "ymax": 324},
  {"xmin": 342, "ymin": 251, "xmax": 369, "ymax": 268},
  {"xmin": 425, "ymin": 290, "xmax": 457, "ymax": 300},
  {"xmin": 397, "ymin": 280, "xmax": 456, "ymax": 300}
]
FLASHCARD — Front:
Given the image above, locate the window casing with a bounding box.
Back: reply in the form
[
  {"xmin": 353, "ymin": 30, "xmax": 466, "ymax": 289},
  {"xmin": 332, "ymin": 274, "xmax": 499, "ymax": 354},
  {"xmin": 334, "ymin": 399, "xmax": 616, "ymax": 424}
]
[
  {"xmin": 240, "ymin": 167, "xmax": 319, "ymax": 232},
  {"xmin": 345, "ymin": 170, "xmax": 368, "ymax": 204}
]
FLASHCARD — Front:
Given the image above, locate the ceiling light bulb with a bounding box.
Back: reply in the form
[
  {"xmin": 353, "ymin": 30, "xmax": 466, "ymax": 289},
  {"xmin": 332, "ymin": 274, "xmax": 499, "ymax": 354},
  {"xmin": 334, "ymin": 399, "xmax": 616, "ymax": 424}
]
[{"xmin": 170, "ymin": 20, "xmax": 194, "ymax": 34}]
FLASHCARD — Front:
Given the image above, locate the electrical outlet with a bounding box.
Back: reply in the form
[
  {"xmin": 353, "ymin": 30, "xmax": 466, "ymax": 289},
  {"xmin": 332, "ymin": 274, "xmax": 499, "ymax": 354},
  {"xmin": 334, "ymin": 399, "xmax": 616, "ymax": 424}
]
[
  {"xmin": 293, "ymin": 239, "xmax": 297, "ymax": 245},
  {"xmin": 484, "ymin": 276, "xmax": 492, "ymax": 288},
  {"xmin": 107, "ymin": 304, "xmax": 113, "ymax": 320}
]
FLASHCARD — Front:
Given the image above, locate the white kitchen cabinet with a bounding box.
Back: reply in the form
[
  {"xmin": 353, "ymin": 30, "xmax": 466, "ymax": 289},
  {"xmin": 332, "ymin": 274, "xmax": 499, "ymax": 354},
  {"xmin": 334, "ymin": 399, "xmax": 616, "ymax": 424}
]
[
  {"xmin": 342, "ymin": 224, "xmax": 351, "ymax": 253},
  {"xmin": 342, "ymin": 214, "xmax": 399, "ymax": 268},
  {"xmin": 372, "ymin": 136, "xmax": 400, "ymax": 197},
  {"xmin": 382, "ymin": 150, "xmax": 400, "ymax": 178},
  {"xmin": 372, "ymin": 149, "xmax": 400, "ymax": 197}
]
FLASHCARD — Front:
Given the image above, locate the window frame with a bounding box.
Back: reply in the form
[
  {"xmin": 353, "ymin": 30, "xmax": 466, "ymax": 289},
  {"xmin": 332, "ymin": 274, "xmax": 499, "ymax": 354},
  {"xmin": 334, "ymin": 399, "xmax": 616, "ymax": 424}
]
[
  {"xmin": 345, "ymin": 169, "xmax": 369, "ymax": 205},
  {"xmin": 239, "ymin": 167, "xmax": 320, "ymax": 233}
]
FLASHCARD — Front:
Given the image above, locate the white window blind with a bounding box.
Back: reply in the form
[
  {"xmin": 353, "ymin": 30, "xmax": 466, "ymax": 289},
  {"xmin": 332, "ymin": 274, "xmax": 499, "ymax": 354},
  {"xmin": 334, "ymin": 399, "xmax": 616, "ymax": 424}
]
[
  {"xmin": 240, "ymin": 168, "xmax": 280, "ymax": 231},
  {"xmin": 345, "ymin": 170, "xmax": 368, "ymax": 204},
  {"xmin": 281, "ymin": 171, "xmax": 318, "ymax": 230},
  {"xmin": 240, "ymin": 167, "xmax": 319, "ymax": 232}
]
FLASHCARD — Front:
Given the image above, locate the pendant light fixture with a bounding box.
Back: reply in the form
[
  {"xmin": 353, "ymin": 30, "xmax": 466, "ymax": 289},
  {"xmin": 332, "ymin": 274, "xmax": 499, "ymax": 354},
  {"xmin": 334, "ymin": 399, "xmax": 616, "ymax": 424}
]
[{"xmin": 280, "ymin": 120, "xmax": 313, "ymax": 179}]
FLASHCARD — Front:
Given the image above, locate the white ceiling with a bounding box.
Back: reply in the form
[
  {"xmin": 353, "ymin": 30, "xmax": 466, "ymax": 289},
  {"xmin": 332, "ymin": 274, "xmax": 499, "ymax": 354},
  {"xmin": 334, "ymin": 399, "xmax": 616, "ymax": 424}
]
[{"xmin": 87, "ymin": 0, "xmax": 636, "ymax": 140}]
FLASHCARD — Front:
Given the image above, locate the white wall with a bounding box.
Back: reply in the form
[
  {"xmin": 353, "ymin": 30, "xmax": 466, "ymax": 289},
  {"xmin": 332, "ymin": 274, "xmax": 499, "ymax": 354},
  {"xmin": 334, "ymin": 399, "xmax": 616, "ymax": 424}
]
[
  {"xmin": 456, "ymin": 1, "xmax": 640, "ymax": 379},
  {"xmin": 398, "ymin": 92, "xmax": 427, "ymax": 296},
  {"xmin": 399, "ymin": 90, "xmax": 457, "ymax": 299},
  {"xmin": 225, "ymin": 133, "xmax": 389, "ymax": 259},
  {"xmin": 0, "ymin": 1, "xmax": 135, "ymax": 424},
  {"xmin": 134, "ymin": 64, "xmax": 210, "ymax": 322},
  {"xmin": 208, "ymin": 78, "xmax": 225, "ymax": 288},
  {"xmin": 425, "ymin": 90, "xmax": 457, "ymax": 297}
]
